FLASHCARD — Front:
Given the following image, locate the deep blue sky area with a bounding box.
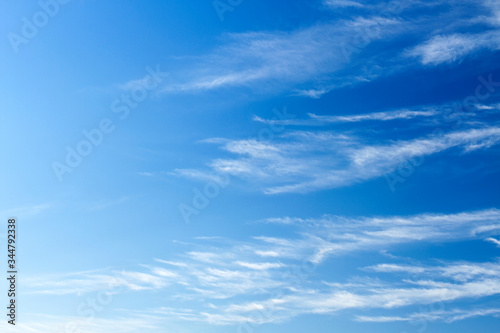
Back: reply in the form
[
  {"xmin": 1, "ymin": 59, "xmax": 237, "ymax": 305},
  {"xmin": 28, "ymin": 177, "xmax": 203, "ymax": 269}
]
[{"xmin": 1, "ymin": 0, "xmax": 500, "ymax": 332}]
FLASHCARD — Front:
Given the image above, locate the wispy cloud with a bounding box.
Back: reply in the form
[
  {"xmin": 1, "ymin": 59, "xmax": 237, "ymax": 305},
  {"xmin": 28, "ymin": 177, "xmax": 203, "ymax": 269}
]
[
  {"xmin": 404, "ymin": 0, "xmax": 500, "ymax": 65},
  {"xmin": 260, "ymin": 208, "xmax": 500, "ymax": 263},
  {"xmin": 211, "ymin": 277, "xmax": 500, "ymax": 324},
  {"xmin": 158, "ymin": 18, "xmax": 401, "ymax": 95},
  {"xmin": 168, "ymin": 168, "xmax": 229, "ymax": 184},
  {"xmin": 407, "ymin": 31, "xmax": 500, "ymax": 65},
  {"xmin": 26, "ymin": 208, "xmax": 500, "ymax": 289},
  {"xmin": 486, "ymin": 236, "xmax": 500, "ymax": 246},
  {"xmin": 22, "ymin": 208, "xmax": 500, "ymax": 326},
  {"xmin": 356, "ymin": 307, "xmax": 500, "ymax": 323},
  {"xmin": 253, "ymin": 108, "xmax": 439, "ymax": 126},
  {"xmin": 174, "ymin": 125, "xmax": 500, "ymax": 194},
  {"xmin": 310, "ymin": 109, "xmax": 439, "ymax": 122},
  {"xmin": 153, "ymin": 260, "xmax": 500, "ymax": 325},
  {"xmin": 253, "ymin": 100, "xmax": 500, "ymax": 127},
  {"xmin": 114, "ymin": 0, "xmax": 500, "ymax": 99},
  {"xmin": 366, "ymin": 260, "xmax": 500, "ymax": 282},
  {"xmin": 116, "ymin": 14, "xmax": 406, "ymax": 99},
  {"xmin": 324, "ymin": 0, "xmax": 365, "ymax": 8},
  {"xmin": 23, "ymin": 268, "xmax": 171, "ymax": 295}
]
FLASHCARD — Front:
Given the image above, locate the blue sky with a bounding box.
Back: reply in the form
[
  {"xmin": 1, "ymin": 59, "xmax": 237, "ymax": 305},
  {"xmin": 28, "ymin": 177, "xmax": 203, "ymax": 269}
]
[{"xmin": 1, "ymin": 0, "xmax": 500, "ymax": 332}]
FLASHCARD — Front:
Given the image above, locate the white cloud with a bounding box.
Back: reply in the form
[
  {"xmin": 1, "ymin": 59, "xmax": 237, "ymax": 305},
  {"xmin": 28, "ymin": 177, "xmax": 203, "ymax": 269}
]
[
  {"xmin": 367, "ymin": 260, "xmax": 500, "ymax": 282},
  {"xmin": 176, "ymin": 126, "xmax": 500, "ymax": 194},
  {"xmin": 23, "ymin": 268, "xmax": 174, "ymax": 295},
  {"xmin": 235, "ymin": 261, "xmax": 285, "ymax": 270},
  {"xmin": 407, "ymin": 31, "xmax": 500, "ymax": 65},
  {"xmin": 141, "ymin": 17, "xmax": 402, "ymax": 96},
  {"xmin": 28, "ymin": 208, "xmax": 500, "ymax": 293},
  {"xmin": 404, "ymin": 0, "xmax": 500, "ymax": 65},
  {"xmin": 253, "ymin": 108, "xmax": 439, "ymax": 126},
  {"xmin": 325, "ymin": 0, "xmax": 365, "ymax": 8},
  {"xmin": 486, "ymin": 237, "xmax": 500, "ymax": 246},
  {"xmin": 367, "ymin": 263, "xmax": 426, "ymax": 274},
  {"xmin": 254, "ymin": 209, "xmax": 500, "ymax": 266},
  {"xmin": 169, "ymin": 168, "xmax": 229, "ymax": 184},
  {"xmin": 153, "ymin": 258, "xmax": 189, "ymax": 267},
  {"xmin": 205, "ymin": 273, "xmax": 500, "ymax": 324},
  {"xmin": 357, "ymin": 307, "xmax": 500, "ymax": 323},
  {"xmin": 255, "ymin": 250, "xmax": 281, "ymax": 257},
  {"xmin": 356, "ymin": 315, "xmax": 407, "ymax": 322},
  {"xmin": 293, "ymin": 88, "xmax": 331, "ymax": 99},
  {"xmin": 114, "ymin": 0, "xmax": 500, "ymax": 100},
  {"xmin": 21, "ymin": 208, "xmax": 500, "ymax": 326},
  {"xmin": 310, "ymin": 109, "xmax": 438, "ymax": 122},
  {"xmin": 150, "ymin": 267, "xmax": 178, "ymax": 278}
]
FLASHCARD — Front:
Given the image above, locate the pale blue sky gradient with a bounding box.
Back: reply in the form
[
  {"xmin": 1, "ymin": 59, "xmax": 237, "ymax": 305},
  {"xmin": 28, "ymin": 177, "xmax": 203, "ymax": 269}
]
[{"xmin": 1, "ymin": 0, "xmax": 500, "ymax": 332}]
